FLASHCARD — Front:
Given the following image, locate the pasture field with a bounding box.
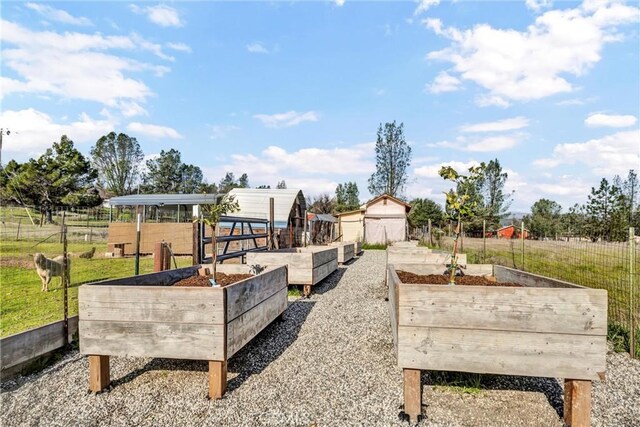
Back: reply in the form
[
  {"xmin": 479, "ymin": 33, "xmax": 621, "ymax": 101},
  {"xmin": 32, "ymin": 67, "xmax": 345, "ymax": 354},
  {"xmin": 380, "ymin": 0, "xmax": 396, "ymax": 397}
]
[{"xmin": 0, "ymin": 239, "xmax": 193, "ymax": 337}]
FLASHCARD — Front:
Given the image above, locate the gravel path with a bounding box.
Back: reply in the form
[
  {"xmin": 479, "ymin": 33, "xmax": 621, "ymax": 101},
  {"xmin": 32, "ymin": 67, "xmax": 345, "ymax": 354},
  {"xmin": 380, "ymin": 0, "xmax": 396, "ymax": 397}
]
[{"xmin": 2, "ymin": 250, "xmax": 639, "ymax": 426}]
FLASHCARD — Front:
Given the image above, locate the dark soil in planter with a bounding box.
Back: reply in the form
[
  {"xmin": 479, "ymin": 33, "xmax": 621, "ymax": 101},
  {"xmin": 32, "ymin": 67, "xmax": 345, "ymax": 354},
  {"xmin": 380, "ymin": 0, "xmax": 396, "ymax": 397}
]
[
  {"xmin": 396, "ymin": 271, "xmax": 522, "ymax": 287},
  {"xmin": 173, "ymin": 273, "xmax": 253, "ymax": 287}
]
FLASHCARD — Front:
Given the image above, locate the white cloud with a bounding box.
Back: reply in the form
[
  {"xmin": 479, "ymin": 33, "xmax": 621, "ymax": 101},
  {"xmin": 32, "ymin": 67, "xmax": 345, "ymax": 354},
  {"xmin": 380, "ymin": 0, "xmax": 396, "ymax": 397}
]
[
  {"xmin": 26, "ymin": 3, "xmax": 93, "ymax": 26},
  {"xmin": 127, "ymin": 122, "xmax": 183, "ymax": 139},
  {"xmin": 534, "ymin": 129, "xmax": 640, "ymax": 175},
  {"xmin": 246, "ymin": 42, "xmax": 270, "ymax": 54},
  {"xmin": 414, "ymin": 0, "xmax": 440, "ymax": 16},
  {"xmin": 167, "ymin": 42, "xmax": 192, "ymax": 53},
  {"xmin": 584, "ymin": 112, "xmax": 637, "ymax": 128},
  {"xmin": 119, "ymin": 101, "xmax": 149, "ymax": 118},
  {"xmin": 526, "ymin": 0, "xmax": 553, "ymax": 13},
  {"xmin": 475, "ymin": 94, "xmax": 510, "ymax": 108},
  {"xmin": 424, "ymin": 1, "xmax": 640, "ymax": 105},
  {"xmin": 210, "ymin": 125, "xmax": 240, "ymax": 140},
  {"xmin": 426, "ymin": 71, "xmax": 461, "ymax": 93},
  {"xmin": 254, "ymin": 111, "xmax": 319, "ymax": 128},
  {"xmin": 556, "ymin": 96, "xmax": 598, "ymax": 106},
  {"xmin": 130, "ymin": 4, "xmax": 183, "ymax": 28},
  {"xmin": 0, "ymin": 20, "xmax": 171, "ymax": 109},
  {"xmin": 460, "ymin": 116, "xmax": 529, "ymax": 133},
  {"xmin": 0, "ymin": 108, "xmax": 115, "ymax": 161},
  {"xmin": 335, "ymin": 0, "xmax": 346, "ymax": 7},
  {"xmin": 428, "ymin": 135, "xmax": 521, "ymax": 152},
  {"xmin": 202, "ymin": 142, "xmax": 374, "ymax": 197}
]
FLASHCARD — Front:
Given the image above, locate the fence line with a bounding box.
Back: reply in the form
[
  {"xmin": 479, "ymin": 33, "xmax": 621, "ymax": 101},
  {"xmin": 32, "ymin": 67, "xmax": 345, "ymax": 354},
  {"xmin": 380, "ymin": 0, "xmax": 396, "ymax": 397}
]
[{"xmin": 420, "ymin": 226, "xmax": 639, "ymax": 358}]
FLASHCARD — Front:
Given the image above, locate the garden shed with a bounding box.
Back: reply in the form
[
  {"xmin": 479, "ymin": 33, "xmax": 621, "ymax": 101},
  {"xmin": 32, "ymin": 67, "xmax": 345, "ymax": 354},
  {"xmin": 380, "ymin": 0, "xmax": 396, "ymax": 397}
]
[
  {"xmin": 337, "ymin": 194, "xmax": 411, "ymax": 244},
  {"xmin": 497, "ymin": 224, "xmax": 529, "ymax": 239},
  {"xmin": 228, "ymin": 188, "xmax": 307, "ymax": 248}
]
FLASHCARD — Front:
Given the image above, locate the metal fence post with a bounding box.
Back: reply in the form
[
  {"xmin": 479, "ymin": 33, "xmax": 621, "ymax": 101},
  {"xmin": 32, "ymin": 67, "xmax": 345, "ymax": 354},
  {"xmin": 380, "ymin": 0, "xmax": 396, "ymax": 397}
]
[
  {"xmin": 521, "ymin": 221, "xmax": 525, "ymax": 271},
  {"xmin": 482, "ymin": 219, "xmax": 486, "ymax": 263},
  {"xmin": 134, "ymin": 213, "xmax": 141, "ymax": 275},
  {"xmin": 62, "ymin": 222, "xmax": 69, "ymax": 347},
  {"xmin": 630, "ymin": 227, "xmax": 636, "ymax": 358}
]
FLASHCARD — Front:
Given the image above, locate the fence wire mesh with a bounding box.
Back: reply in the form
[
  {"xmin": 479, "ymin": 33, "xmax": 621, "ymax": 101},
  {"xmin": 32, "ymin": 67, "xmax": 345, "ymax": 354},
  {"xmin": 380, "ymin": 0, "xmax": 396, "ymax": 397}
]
[
  {"xmin": 426, "ymin": 227, "xmax": 639, "ymax": 358},
  {"xmin": 0, "ymin": 205, "xmax": 194, "ymax": 338}
]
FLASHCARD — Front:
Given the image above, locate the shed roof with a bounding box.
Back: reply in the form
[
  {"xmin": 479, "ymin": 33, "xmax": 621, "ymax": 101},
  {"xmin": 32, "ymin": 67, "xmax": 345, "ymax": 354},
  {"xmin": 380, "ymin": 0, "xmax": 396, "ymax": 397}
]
[
  {"xmin": 228, "ymin": 188, "xmax": 306, "ymax": 227},
  {"xmin": 308, "ymin": 213, "xmax": 337, "ymax": 223},
  {"xmin": 108, "ymin": 193, "xmax": 221, "ymax": 206},
  {"xmin": 366, "ymin": 194, "xmax": 411, "ymax": 212}
]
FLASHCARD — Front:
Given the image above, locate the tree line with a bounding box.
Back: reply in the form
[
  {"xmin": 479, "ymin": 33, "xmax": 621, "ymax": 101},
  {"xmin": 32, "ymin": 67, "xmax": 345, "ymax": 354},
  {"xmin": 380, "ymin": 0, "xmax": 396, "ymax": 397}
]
[{"xmin": 0, "ymin": 132, "xmax": 284, "ymax": 222}]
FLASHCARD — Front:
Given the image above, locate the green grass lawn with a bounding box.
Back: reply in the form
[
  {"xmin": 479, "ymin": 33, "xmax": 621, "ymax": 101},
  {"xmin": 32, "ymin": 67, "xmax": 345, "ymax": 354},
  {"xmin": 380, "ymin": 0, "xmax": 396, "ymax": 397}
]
[{"xmin": 0, "ymin": 240, "xmax": 193, "ymax": 337}]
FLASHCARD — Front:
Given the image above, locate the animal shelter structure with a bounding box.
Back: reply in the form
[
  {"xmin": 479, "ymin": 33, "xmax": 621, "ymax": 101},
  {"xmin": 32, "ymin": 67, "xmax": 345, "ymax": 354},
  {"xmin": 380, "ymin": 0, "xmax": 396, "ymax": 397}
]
[
  {"xmin": 337, "ymin": 194, "xmax": 411, "ymax": 244},
  {"xmin": 228, "ymin": 188, "xmax": 307, "ymax": 248}
]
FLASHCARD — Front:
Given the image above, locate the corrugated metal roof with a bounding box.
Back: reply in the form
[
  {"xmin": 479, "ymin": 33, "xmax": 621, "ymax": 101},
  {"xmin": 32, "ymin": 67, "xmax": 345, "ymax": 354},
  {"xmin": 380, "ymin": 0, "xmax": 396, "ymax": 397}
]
[
  {"xmin": 228, "ymin": 188, "xmax": 306, "ymax": 227},
  {"xmin": 308, "ymin": 213, "xmax": 337, "ymax": 223},
  {"xmin": 108, "ymin": 193, "xmax": 222, "ymax": 206}
]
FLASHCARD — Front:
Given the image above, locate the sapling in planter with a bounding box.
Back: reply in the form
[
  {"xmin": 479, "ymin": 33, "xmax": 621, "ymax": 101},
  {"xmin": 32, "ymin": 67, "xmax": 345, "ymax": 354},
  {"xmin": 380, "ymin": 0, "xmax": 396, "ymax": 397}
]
[
  {"xmin": 197, "ymin": 194, "xmax": 240, "ymax": 286},
  {"xmin": 439, "ymin": 165, "xmax": 484, "ymax": 285}
]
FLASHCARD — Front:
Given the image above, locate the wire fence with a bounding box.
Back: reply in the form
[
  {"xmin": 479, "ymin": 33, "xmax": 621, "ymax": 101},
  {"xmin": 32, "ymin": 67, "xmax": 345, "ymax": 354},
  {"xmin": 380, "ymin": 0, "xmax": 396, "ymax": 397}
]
[
  {"xmin": 0, "ymin": 205, "xmax": 195, "ymax": 339},
  {"xmin": 420, "ymin": 226, "xmax": 639, "ymax": 358}
]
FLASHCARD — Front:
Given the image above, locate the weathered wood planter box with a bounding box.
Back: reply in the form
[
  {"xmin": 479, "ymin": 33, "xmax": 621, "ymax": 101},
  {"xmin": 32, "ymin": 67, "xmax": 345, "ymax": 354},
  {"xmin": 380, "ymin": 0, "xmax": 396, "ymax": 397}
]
[
  {"xmin": 387, "ymin": 247, "xmax": 467, "ymax": 265},
  {"xmin": 329, "ymin": 242, "xmax": 355, "ymax": 264},
  {"xmin": 79, "ymin": 263, "xmax": 288, "ymax": 399},
  {"xmin": 247, "ymin": 247, "xmax": 337, "ymax": 296},
  {"xmin": 388, "ymin": 263, "xmax": 607, "ymax": 426},
  {"xmin": 354, "ymin": 241, "xmax": 363, "ymax": 255}
]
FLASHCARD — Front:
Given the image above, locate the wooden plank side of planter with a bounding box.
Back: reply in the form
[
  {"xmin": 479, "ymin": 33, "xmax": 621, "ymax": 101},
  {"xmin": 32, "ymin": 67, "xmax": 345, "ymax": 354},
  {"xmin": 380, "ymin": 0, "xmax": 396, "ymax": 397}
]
[
  {"xmin": 312, "ymin": 259, "xmax": 338, "ymax": 285},
  {"xmin": 393, "ymin": 263, "xmax": 493, "ymax": 276},
  {"xmin": 246, "ymin": 251, "xmax": 304, "ymax": 268},
  {"xmin": 397, "ymin": 326, "xmax": 606, "ymax": 380},
  {"xmin": 494, "ymin": 265, "xmax": 586, "ymax": 289},
  {"xmin": 310, "ymin": 248, "xmax": 338, "ymax": 266},
  {"xmin": 387, "ymin": 266, "xmax": 400, "ymax": 355},
  {"xmin": 387, "ymin": 252, "xmax": 467, "ymax": 266},
  {"xmin": 225, "ymin": 266, "xmax": 288, "ymax": 322},
  {"xmin": 80, "ymin": 320, "xmax": 225, "ymax": 360},
  {"xmin": 398, "ymin": 284, "xmax": 607, "ymax": 336},
  {"xmin": 79, "ymin": 286, "xmax": 225, "ymax": 324},
  {"xmin": 288, "ymin": 268, "xmax": 313, "ymax": 285},
  {"xmin": 226, "ymin": 287, "xmax": 288, "ymax": 358}
]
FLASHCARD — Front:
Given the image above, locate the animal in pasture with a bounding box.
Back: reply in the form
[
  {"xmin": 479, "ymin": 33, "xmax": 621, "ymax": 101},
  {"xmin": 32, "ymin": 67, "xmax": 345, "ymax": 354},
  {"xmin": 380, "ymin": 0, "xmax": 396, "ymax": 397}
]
[
  {"xmin": 78, "ymin": 247, "xmax": 96, "ymax": 259},
  {"xmin": 33, "ymin": 253, "xmax": 70, "ymax": 292}
]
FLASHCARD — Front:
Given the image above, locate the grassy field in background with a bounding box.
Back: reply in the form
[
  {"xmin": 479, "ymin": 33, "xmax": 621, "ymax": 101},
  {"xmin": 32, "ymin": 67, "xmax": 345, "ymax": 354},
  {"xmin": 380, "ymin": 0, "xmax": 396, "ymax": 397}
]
[{"xmin": 0, "ymin": 240, "xmax": 193, "ymax": 337}]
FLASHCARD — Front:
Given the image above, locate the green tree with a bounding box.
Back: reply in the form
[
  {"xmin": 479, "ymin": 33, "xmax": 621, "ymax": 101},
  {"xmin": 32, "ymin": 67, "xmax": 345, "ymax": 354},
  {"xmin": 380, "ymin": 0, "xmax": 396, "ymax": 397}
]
[
  {"xmin": 368, "ymin": 121, "xmax": 412, "ymax": 197},
  {"xmin": 276, "ymin": 180, "xmax": 287, "ymax": 189},
  {"xmin": 408, "ymin": 198, "xmax": 444, "ymax": 228},
  {"xmin": 198, "ymin": 194, "xmax": 239, "ymax": 280},
  {"xmin": 238, "ymin": 173, "xmax": 249, "ymax": 188},
  {"xmin": 523, "ymin": 199, "xmax": 562, "ymax": 240},
  {"xmin": 0, "ymin": 136, "xmax": 99, "ymax": 222},
  {"xmin": 585, "ymin": 178, "xmax": 627, "ymax": 241},
  {"xmin": 307, "ymin": 194, "xmax": 336, "ymax": 214},
  {"xmin": 440, "ymin": 165, "xmax": 484, "ymax": 284},
  {"xmin": 560, "ymin": 204, "xmax": 587, "ymax": 238},
  {"xmin": 90, "ymin": 132, "xmax": 144, "ymax": 196},
  {"xmin": 180, "ymin": 164, "xmax": 204, "ymax": 194},
  {"xmin": 335, "ymin": 182, "xmax": 360, "ymax": 212},
  {"xmin": 142, "ymin": 149, "xmax": 182, "ymax": 193},
  {"xmin": 477, "ymin": 159, "xmax": 512, "ymax": 229},
  {"xmin": 256, "ymin": 184, "xmax": 271, "ymax": 189}
]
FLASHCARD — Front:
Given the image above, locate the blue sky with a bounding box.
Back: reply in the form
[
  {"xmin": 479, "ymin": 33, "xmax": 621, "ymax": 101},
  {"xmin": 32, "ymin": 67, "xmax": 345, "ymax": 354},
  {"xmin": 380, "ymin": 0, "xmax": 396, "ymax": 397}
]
[{"xmin": 1, "ymin": 0, "xmax": 639, "ymax": 212}]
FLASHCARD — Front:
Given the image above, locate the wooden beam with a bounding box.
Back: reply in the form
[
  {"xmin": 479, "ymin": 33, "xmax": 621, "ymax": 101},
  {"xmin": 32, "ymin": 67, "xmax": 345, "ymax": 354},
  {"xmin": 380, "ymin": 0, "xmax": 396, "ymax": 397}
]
[
  {"xmin": 564, "ymin": 379, "xmax": 592, "ymax": 427},
  {"xmin": 209, "ymin": 360, "xmax": 227, "ymax": 399},
  {"xmin": 88, "ymin": 355, "xmax": 110, "ymax": 393},
  {"xmin": 403, "ymin": 368, "xmax": 422, "ymax": 423}
]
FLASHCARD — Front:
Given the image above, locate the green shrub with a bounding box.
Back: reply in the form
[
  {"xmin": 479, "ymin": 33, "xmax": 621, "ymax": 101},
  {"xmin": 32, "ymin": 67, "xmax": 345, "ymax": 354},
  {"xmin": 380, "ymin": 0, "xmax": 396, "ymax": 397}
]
[{"xmin": 362, "ymin": 243, "xmax": 387, "ymax": 250}]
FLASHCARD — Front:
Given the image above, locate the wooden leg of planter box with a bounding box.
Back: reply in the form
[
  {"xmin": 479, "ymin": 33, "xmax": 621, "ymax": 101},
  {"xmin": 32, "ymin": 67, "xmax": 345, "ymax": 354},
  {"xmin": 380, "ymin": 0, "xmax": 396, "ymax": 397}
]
[
  {"xmin": 404, "ymin": 368, "xmax": 422, "ymax": 423},
  {"xmin": 564, "ymin": 379, "xmax": 592, "ymax": 427},
  {"xmin": 303, "ymin": 285, "xmax": 312, "ymax": 297},
  {"xmin": 209, "ymin": 360, "xmax": 227, "ymax": 399},
  {"xmin": 89, "ymin": 355, "xmax": 110, "ymax": 393}
]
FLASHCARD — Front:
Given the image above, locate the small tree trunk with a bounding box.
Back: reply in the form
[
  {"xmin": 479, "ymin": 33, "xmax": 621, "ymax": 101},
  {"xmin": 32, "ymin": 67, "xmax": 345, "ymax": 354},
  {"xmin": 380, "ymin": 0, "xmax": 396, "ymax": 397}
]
[
  {"xmin": 211, "ymin": 225, "xmax": 217, "ymax": 280},
  {"xmin": 449, "ymin": 219, "xmax": 461, "ymax": 285}
]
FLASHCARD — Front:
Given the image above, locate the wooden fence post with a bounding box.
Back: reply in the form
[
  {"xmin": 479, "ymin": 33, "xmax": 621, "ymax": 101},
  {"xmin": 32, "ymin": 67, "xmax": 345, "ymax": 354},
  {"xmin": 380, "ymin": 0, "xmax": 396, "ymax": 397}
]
[
  {"xmin": 154, "ymin": 242, "xmax": 165, "ymax": 272},
  {"xmin": 564, "ymin": 379, "xmax": 591, "ymax": 427}
]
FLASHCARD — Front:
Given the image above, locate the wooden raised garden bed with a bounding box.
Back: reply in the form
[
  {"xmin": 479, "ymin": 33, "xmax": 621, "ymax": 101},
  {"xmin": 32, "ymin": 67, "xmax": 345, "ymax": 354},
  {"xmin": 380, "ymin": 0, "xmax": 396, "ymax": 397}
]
[
  {"xmin": 246, "ymin": 247, "xmax": 337, "ymax": 296},
  {"xmin": 329, "ymin": 242, "xmax": 355, "ymax": 264},
  {"xmin": 386, "ymin": 246, "xmax": 467, "ymax": 265},
  {"xmin": 79, "ymin": 263, "xmax": 288, "ymax": 399},
  {"xmin": 388, "ymin": 263, "xmax": 607, "ymax": 426}
]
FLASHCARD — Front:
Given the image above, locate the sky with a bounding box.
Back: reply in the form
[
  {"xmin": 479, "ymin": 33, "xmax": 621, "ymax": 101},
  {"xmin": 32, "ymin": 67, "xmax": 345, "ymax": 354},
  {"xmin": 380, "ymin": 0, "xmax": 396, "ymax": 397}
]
[{"xmin": 1, "ymin": 0, "xmax": 639, "ymax": 212}]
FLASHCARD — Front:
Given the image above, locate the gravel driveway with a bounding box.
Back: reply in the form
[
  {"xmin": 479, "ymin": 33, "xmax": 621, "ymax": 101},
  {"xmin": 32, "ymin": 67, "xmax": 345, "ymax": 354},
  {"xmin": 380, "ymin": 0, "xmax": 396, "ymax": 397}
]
[{"xmin": 2, "ymin": 250, "xmax": 639, "ymax": 426}]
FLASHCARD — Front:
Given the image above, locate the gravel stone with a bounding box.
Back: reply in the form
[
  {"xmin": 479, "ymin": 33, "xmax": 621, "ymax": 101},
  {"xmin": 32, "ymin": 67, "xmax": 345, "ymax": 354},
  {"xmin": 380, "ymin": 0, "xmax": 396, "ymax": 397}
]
[{"xmin": 2, "ymin": 251, "xmax": 639, "ymax": 426}]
